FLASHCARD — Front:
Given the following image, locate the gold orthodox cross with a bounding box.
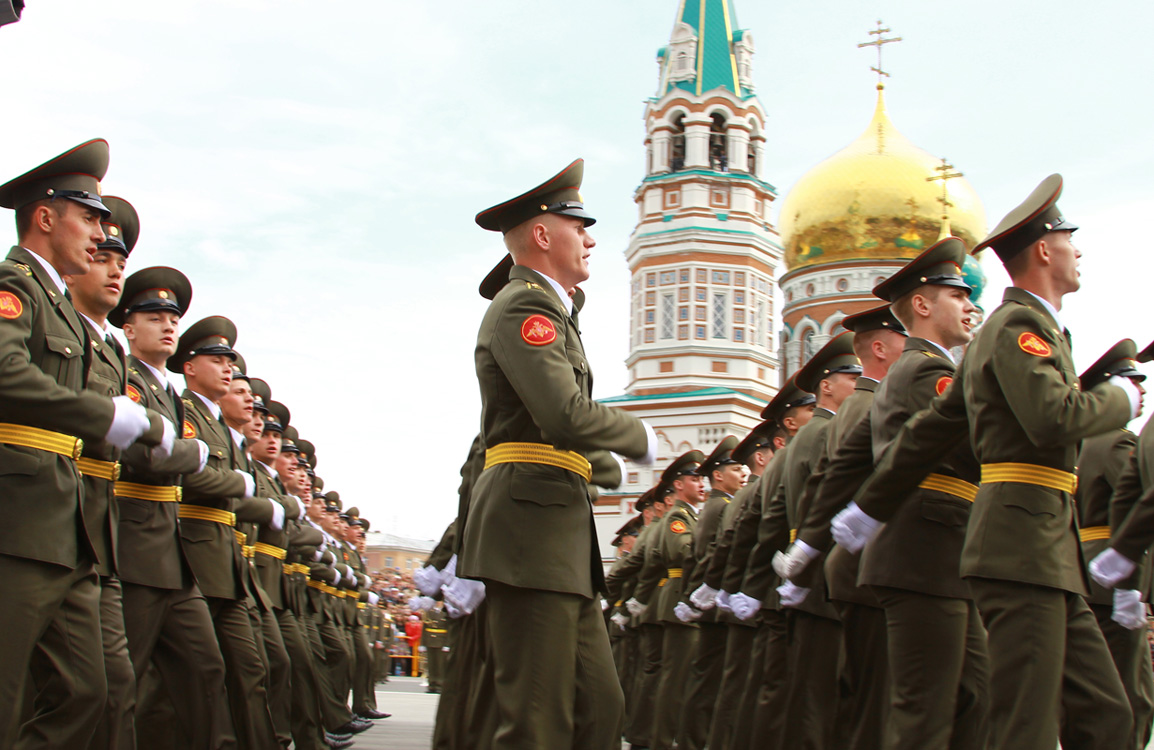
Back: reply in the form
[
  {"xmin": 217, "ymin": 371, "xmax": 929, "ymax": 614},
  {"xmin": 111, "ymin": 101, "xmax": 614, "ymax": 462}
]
[{"xmin": 858, "ymin": 20, "xmax": 902, "ymax": 89}]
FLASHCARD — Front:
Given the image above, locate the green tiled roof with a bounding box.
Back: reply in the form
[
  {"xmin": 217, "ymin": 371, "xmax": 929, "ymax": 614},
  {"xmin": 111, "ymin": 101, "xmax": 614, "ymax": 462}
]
[
  {"xmin": 599, "ymin": 386, "xmax": 768, "ymax": 405},
  {"xmin": 666, "ymin": 0, "xmax": 746, "ymax": 98}
]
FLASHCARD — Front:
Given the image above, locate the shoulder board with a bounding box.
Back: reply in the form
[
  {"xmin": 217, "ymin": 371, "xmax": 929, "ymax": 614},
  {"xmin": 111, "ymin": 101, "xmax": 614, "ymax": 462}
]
[
  {"xmin": 182, "ymin": 398, "xmax": 196, "ymax": 408},
  {"xmin": 13, "ymin": 263, "xmax": 31, "ymax": 276},
  {"xmin": 525, "ymin": 282, "xmax": 545, "ymax": 291},
  {"xmin": 922, "ymin": 350, "xmax": 939, "ymax": 359}
]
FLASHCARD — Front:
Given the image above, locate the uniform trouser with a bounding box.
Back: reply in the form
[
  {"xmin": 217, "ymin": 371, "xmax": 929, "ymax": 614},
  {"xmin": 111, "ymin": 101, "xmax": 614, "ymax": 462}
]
[
  {"xmin": 969, "ymin": 577, "xmax": 1131, "ymax": 750},
  {"xmin": 352, "ymin": 621, "xmax": 376, "ymax": 714},
  {"xmin": 434, "ymin": 604, "xmax": 496, "ymax": 750},
  {"xmin": 427, "ymin": 646, "xmax": 447, "ymax": 691},
  {"xmin": 329, "ymin": 619, "xmax": 354, "ymax": 704},
  {"xmin": 681, "ymin": 620, "xmax": 728, "ymax": 750},
  {"xmin": 84, "ymin": 576, "xmax": 137, "ymax": 750},
  {"xmin": 207, "ymin": 596, "xmax": 278, "ymax": 750},
  {"xmin": 485, "ymin": 581, "xmax": 623, "ymax": 750},
  {"xmin": 1, "ymin": 556, "xmax": 104, "ymax": 750},
  {"xmin": 276, "ymin": 608, "xmax": 324, "ymax": 750},
  {"xmin": 1091, "ymin": 603, "xmax": 1154, "ymax": 750},
  {"xmin": 871, "ymin": 587, "xmax": 988, "ymax": 750},
  {"xmin": 650, "ymin": 622, "xmax": 698, "ymax": 750},
  {"xmin": 745, "ymin": 610, "xmax": 789, "ymax": 749},
  {"xmin": 251, "ymin": 602, "xmax": 292, "ymax": 748},
  {"xmin": 300, "ymin": 612, "xmax": 353, "ymax": 731},
  {"xmin": 122, "ymin": 581, "xmax": 233, "ymax": 749},
  {"xmin": 833, "ymin": 600, "xmax": 891, "ymax": 750},
  {"xmin": 624, "ymin": 623, "xmax": 663, "ymax": 746},
  {"xmin": 780, "ymin": 610, "xmax": 841, "ymax": 749},
  {"xmin": 706, "ymin": 623, "xmax": 756, "ymax": 750},
  {"xmin": 432, "ymin": 623, "xmax": 459, "ymax": 750}
]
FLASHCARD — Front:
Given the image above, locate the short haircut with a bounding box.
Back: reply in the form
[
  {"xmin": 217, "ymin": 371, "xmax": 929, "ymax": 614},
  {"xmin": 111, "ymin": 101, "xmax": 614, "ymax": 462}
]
[
  {"xmin": 15, "ymin": 198, "xmax": 63, "ymax": 240},
  {"xmin": 890, "ymin": 284, "xmax": 943, "ymax": 329}
]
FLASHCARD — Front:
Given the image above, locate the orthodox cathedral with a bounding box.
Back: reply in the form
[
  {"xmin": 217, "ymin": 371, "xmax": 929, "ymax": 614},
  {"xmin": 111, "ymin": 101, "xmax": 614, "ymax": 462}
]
[{"xmin": 595, "ymin": 1, "xmax": 989, "ymax": 556}]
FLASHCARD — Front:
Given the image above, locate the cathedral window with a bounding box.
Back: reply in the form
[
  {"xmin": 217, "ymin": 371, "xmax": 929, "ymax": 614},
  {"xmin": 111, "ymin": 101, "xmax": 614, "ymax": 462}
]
[
  {"xmin": 695, "ymin": 289, "xmax": 706, "ymax": 302},
  {"xmin": 757, "ymin": 299, "xmax": 766, "ymax": 348},
  {"xmin": 670, "ymin": 114, "xmax": 686, "ymax": 172},
  {"xmin": 696, "ymin": 269, "xmax": 707, "ymax": 283},
  {"xmin": 734, "ymin": 309, "xmax": 745, "ymax": 324},
  {"xmin": 712, "ymin": 271, "xmax": 730, "ymax": 284},
  {"xmin": 679, "ymin": 306, "xmax": 689, "ymax": 321},
  {"xmin": 712, "ymin": 293, "xmax": 727, "ymax": 338},
  {"xmin": 803, "ymin": 330, "xmax": 817, "ymax": 364},
  {"xmin": 734, "ymin": 328, "xmax": 745, "ymax": 342},
  {"xmin": 836, "ymin": 278, "xmax": 849, "ymax": 292},
  {"xmin": 678, "ymin": 288, "xmax": 689, "ymax": 302},
  {"xmin": 679, "ymin": 325, "xmax": 689, "ymax": 340},
  {"xmin": 661, "ymin": 295, "xmax": 675, "ymax": 339},
  {"xmin": 660, "ymin": 271, "xmax": 676, "ymax": 285},
  {"xmin": 646, "ymin": 291, "xmax": 655, "ymax": 305},
  {"xmin": 695, "ymin": 306, "xmax": 706, "ymax": 321},
  {"xmin": 735, "ymin": 291, "xmax": 745, "ymax": 304},
  {"xmin": 680, "ymin": 269, "xmax": 689, "ymax": 283},
  {"xmin": 735, "ymin": 272, "xmax": 745, "ymax": 286},
  {"xmin": 709, "ymin": 113, "xmax": 728, "ymax": 172},
  {"xmin": 645, "ymin": 311, "xmax": 655, "ymax": 324},
  {"xmin": 645, "ymin": 329, "xmax": 655, "ymax": 343},
  {"xmin": 646, "ymin": 273, "xmax": 656, "ymax": 288},
  {"xmin": 696, "ymin": 326, "xmax": 706, "ymax": 340}
]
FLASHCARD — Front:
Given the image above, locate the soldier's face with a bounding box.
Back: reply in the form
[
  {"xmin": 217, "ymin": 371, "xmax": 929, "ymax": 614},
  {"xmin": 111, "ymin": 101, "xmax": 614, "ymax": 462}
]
[
  {"xmin": 713, "ymin": 463, "xmax": 745, "ymax": 495},
  {"xmin": 822, "ymin": 372, "xmax": 859, "ymax": 409},
  {"xmin": 220, "ymin": 378, "xmax": 254, "ymax": 427},
  {"xmin": 185, "ymin": 354, "xmax": 233, "ymax": 400},
  {"xmin": 46, "ymin": 201, "xmax": 106, "ymax": 276},
  {"xmin": 124, "ymin": 311, "xmax": 180, "ymax": 361},
  {"xmin": 927, "ymin": 286, "xmax": 977, "ymax": 349},
  {"xmin": 543, "ymin": 214, "xmax": 594, "ymax": 290},
  {"xmin": 64, "ymin": 249, "xmax": 125, "ymax": 317},
  {"xmin": 251, "ymin": 429, "xmax": 281, "ymax": 463},
  {"xmin": 781, "ymin": 404, "xmax": 815, "ymax": 435},
  {"xmin": 275, "ymin": 452, "xmax": 299, "ymax": 486},
  {"xmin": 675, "ymin": 474, "xmax": 706, "ymax": 503},
  {"xmin": 1044, "ymin": 230, "xmax": 1081, "ymax": 295},
  {"xmin": 1132, "ymin": 378, "xmax": 1146, "ymax": 418}
]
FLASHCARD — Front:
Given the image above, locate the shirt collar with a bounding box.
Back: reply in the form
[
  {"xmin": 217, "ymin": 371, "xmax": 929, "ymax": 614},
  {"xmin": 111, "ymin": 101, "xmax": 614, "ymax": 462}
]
[
  {"xmin": 538, "ymin": 272, "xmax": 573, "ymax": 316},
  {"xmin": 191, "ymin": 390, "xmax": 222, "ymax": 420},
  {"xmin": 138, "ymin": 358, "xmax": 173, "ymax": 391},
  {"xmin": 78, "ymin": 311, "xmax": 108, "ymax": 338},
  {"xmin": 22, "ymin": 247, "xmax": 67, "ymax": 297},
  {"xmin": 1023, "ymin": 289, "xmax": 1065, "ymax": 332},
  {"xmin": 228, "ymin": 425, "xmax": 245, "ymax": 450},
  {"xmin": 256, "ymin": 460, "xmax": 275, "ymax": 476},
  {"xmin": 925, "ymin": 338, "xmax": 956, "ymax": 364}
]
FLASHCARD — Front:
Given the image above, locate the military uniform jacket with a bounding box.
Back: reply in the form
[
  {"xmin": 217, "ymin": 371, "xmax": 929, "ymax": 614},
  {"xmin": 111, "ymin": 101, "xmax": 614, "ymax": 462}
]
[
  {"xmin": 701, "ymin": 475, "xmax": 761, "ymax": 626},
  {"xmin": 1075, "ymin": 429, "xmax": 1137, "ymax": 604},
  {"xmin": 0, "ymin": 246, "xmax": 119, "ymax": 568},
  {"xmin": 607, "ymin": 519, "xmax": 661, "ymax": 627},
  {"xmin": 1107, "ymin": 418, "xmax": 1154, "ymax": 596},
  {"xmin": 736, "ymin": 446, "xmax": 792, "ymax": 602},
  {"xmin": 650, "ymin": 499, "xmax": 699, "ymax": 625},
  {"xmin": 116, "ymin": 356, "xmax": 203, "ymax": 589},
  {"xmin": 683, "ymin": 488, "xmax": 732, "ymax": 623},
  {"xmin": 854, "ymin": 288, "xmax": 1130, "ymax": 595},
  {"xmin": 859, "ymin": 340, "xmax": 978, "ymax": 599},
  {"xmin": 179, "ymin": 390, "xmax": 249, "ymax": 600},
  {"xmin": 424, "ymin": 607, "xmax": 450, "ymax": 647},
  {"xmin": 460, "ymin": 265, "xmax": 647, "ymax": 597},
  {"xmin": 245, "ymin": 463, "xmax": 299, "ymax": 610},
  {"xmin": 427, "ymin": 520, "xmax": 458, "ymax": 573}
]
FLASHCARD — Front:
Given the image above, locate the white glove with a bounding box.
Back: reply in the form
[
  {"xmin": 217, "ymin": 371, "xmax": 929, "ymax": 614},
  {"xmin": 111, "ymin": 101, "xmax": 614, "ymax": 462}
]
[
  {"xmin": 193, "ymin": 439, "xmax": 209, "ymax": 472},
  {"xmin": 1110, "ymin": 375, "xmax": 1142, "ymax": 420},
  {"xmin": 831, "ymin": 502, "xmax": 882, "ymax": 553},
  {"xmin": 444, "ymin": 599, "xmax": 463, "ymax": 619},
  {"xmin": 773, "ymin": 540, "xmax": 820, "ymax": 580},
  {"xmin": 716, "ymin": 590, "xmax": 732, "ymax": 614},
  {"xmin": 268, "ymin": 499, "xmax": 285, "ymax": 531},
  {"xmin": 442, "ymin": 577, "xmax": 486, "ymax": 615},
  {"xmin": 636, "ymin": 422, "xmax": 658, "ymax": 467},
  {"xmin": 1090, "ymin": 548, "xmax": 1138, "ymax": 589},
  {"xmin": 150, "ymin": 417, "xmax": 175, "ymax": 461},
  {"xmin": 690, "ymin": 583, "xmax": 719, "ymax": 610},
  {"xmin": 105, "ymin": 395, "xmax": 150, "ymax": 450},
  {"xmin": 777, "ymin": 580, "xmax": 810, "ymax": 608},
  {"xmin": 367, "ymin": 592, "xmax": 379, "ymax": 606},
  {"xmin": 443, "ymin": 554, "xmax": 458, "ymax": 578},
  {"xmin": 625, "ymin": 597, "xmax": 647, "ymax": 617},
  {"xmin": 728, "ymin": 592, "xmax": 761, "ymax": 621},
  {"xmin": 235, "ymin": 470, "xmax": 255, "ymax": 498},
  {"xmin": 344, "ymin": 567, "xmax": 355, "ymax": 585},
  {"xmin": 674, "ymin": 602, "xmax": 703, "ymax": 622},
  {"xmin": 610, "ymin": 612, "xmax": 629, "ymax": 630},
  {"xmin": 413, "ymin": 565, "xmax": 444, "ymax": 596},
  {"xmin": 600, "ymin": 598, "xmax": 609, "ymax": 612},
  {"xmin": 330, "ymin": 569, "xmax": 340, "ymax": 585},
  {"xmin": 1113, "ymin": 589, "xmax": 1147, "ymax": 630}
]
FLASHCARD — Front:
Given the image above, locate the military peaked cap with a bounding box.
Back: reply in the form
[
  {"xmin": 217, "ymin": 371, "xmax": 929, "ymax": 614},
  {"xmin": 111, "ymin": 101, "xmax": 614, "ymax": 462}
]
[
  {"xmin": 795, "ymin": 331, "xmax": 862, "ymax": 394},
  {"xmin": 168, "ymin": 316, "xmax": 238, "ymax": 373},
  {"xmin": 97, "ymin": 196, "xmax": 139, "ymax": 256},
  {"xmin": 0, "ymin": 139, "xmax": 111, "ymax": 217},
  {"xmin": 1080, "ymin": 339, "xmax": 1145, "ymax": 391},
  {"xmin": 109, "ymin": 266, "xmax": 190, "ymax": 329},
  {"xmin": 873, "ymin": 237, "xmax": 971, "ymax": 302},
  {"xmin": 974, "ymin": 174, "xmax": 1078, "ymax": 263}
]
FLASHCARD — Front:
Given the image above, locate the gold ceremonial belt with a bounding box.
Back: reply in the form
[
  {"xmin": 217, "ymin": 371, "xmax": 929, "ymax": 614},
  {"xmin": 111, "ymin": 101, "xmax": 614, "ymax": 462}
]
[
  {"xmin": 307, "ymin": 579, "xmax": 331, "ymax": 593},
  {"xmin": 483, "ymin": 442, "xmax": 593, "ymax": 482},
  {"xmin": 0, "ymin": 423, "xmax": 82, "ymax": 460},
  {"xmin": 427, "ymin": 628, "xmax": 448, "ymax": 634},
  {"xmin": 357, "ymin": 602, "xmax": 367, "ymax": 609},
  {"xmin": 1079, "ymin": 526, "xmax": 1112, "ymax": 543},
  {"xmin": 919, "ymin": 473, "xmax": 980, "ymax": 503},
  {"xmin": 294, "ymin": 563, "xmax": 309, "ymax": 574},
  {"xmin": 254, "ymin": 542, "xmax": 287, "ymax": 560},
  {"xmin": 114, "ymin": 481, "xmax": 180, "ymax": 503},
  {"xmin": 333, "ymin": 589, "xmax": 347, "ymax": 598},
  {"xmin": 242, "ymin": 546, "xmax": 255, "ymax": 559},
  {"xmin": 77, "ymin": 457, "xmax": 121, "ymax": 481},
  {"xmin": 666, "ymin": 568, "xmax": 683, "ymax": 578},
  {"xmin": 282, "ymin": 564, "xmax": 296, "ymax": 575},
  {"xmin": 981, "ymin": 463, "xmax": 1077, "ymax": 494},
  {"xmin": 789, "ymin": 529, "xmax": 797, "ymax": 543},
  {"xmin": 178, "ymin": 505, "xmax": 236, "ymax": 526},
  {"xmin": 233, "ymin": 529, "xmax": 247, "ymax": 546},
  {"xmin": 658, "ymin": 578, "xmax": 668, "ymax": 588}
]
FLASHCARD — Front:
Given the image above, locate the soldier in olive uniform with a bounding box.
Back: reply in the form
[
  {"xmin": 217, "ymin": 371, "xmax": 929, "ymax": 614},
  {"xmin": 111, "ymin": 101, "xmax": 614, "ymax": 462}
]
[
  {"xmin": 423, "ymin": 602, "xmax": 450, "ymax": 693},
  {"xmin": 0, "ymin": 141, "xmax": 166, "ymax": 747},
  {"xmin": 1073, "ymin": 341, "xmax": 1153, "ymax": 750},
  {"xmin": 459, "ymin": 160, "xmax": 656, "ymax": 749},
  {"xmin": 605, "ymin": 514, "xmax": 642, "ymax": 696},
  {"xmin": 838, "ymin": 175, "xmax": 1136, "ymax": 750}
]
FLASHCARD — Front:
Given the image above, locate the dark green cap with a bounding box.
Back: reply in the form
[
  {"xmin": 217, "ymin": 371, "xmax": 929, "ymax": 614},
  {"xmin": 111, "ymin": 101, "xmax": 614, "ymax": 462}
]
[
  {"xmin": 230, "ymin": 353, "xmax": 250, "ymax": 382},
  {"xmin": 760, "ymin": 374, "xmax": 816, "ymax": 420},
  {"xmin": 248, "ymin": 377, "xmax": 270, "ymax": 413},
  {"xmin": 699, "ymin": 435, "xmax": 739, "ymax": 478},
  {"xmin": 1138, "ymin": 340, "xmax": 1154, "ymax": 364},
  {"xmin": 612, "ymin": 515, "xmax": 643, "ymax": 546},
  {"xmin": 839, "ymin": 303, "xmax": 906, "ymax": 335},
  {"xmin": 0, "ymin": 139, "xmax": 111, "ymax": 217},
  {"xmin": 1080, "ymin": 339, "xmax": 1145, "ymax": 391},
  {"xmin": 168, "ymin": 316, "xmax": 238, "ymax": 373},
  {"xmin": 634, "ymin": 482, "xmax": 670, "ymax": 511},
  {"xmin": 974, "ymin": 174, "xmax": 1078, "ymax": 263},
  {"xmin": 97, "ymin": 196, "xmax": 139, "ymax": 256},
  {"xmin": 795, "ymin": 331, "xmax": 862, "ymax": 394},
  {"xmin": 296, "ymin": 439, "xmax": 316, "ymax": 469},
  {"xmin": 281, "ymin": 425, "xmax": 301, "ymax": 454},
  {"xmin": 266, "ymin": 401, "xmax": 290, "ymax": 434},
  {"xmin": 311, "ymin": 474, "xmax": 323, "ymax": 490},
  {"xmin": 109, "ymin": 266, "xmax": 190, "ymax": 329},
  {"xmin": 733, "ymin": 420, "xmax": 775, "ymax": 464},
  {"xmin": 475, "ymin": 159, "xmax": 595, "ymax": 234},
  {"xmin": 661, "ymin": 450, "xmax": 705, "ymax": 483},
  {"xmin": 324, "ymin": 491, "xmax": 342, "ymax": 513},
  {"xmin": 873, "ymin": 237, "xmax": 971, "ymax": 302}
]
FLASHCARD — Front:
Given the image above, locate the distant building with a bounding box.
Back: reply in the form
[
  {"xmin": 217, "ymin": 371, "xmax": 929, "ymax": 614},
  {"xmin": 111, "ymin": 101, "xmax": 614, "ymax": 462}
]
[{"xmin": 364, "ymin": 531, "xmax": 436, "ymax": 574}]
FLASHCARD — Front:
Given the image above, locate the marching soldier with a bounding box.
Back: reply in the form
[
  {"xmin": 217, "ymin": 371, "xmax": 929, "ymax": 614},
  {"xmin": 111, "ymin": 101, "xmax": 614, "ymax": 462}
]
[
  {"xmin": 0, "ymin": 141, "xmax": 165, "ymax": 747},
  {"xmin": 460, "ymin": 159, "xmax": 656, "ymax": 748},
  {"xmin": 423, "ymin": 602, "xmax": 450, "ymax": 694}
]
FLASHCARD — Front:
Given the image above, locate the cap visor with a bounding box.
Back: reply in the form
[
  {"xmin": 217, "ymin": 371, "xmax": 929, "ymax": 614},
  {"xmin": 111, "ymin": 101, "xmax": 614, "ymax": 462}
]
[{"xmin": 69, "ymin": 195, "xmax": 112, "ymax": 218}]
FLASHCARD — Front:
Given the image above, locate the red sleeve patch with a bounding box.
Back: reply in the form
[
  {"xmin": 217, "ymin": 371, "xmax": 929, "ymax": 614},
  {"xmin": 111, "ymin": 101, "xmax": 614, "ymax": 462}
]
[
  {"xmin": 1018, "ymin": 332, "xmax": 1052, "ymax": 357},
  {"xmin": 0, "ymin": 291, "xmax": 23, "ymax": 319},
  {"xmin": 182, "ymin": 420, "xmax": 197, "ymax": 439},
  {"xmin": 521, "ymin": 314, "xmax": 557, "ymax": 346},
  {"xmin": 670, "ymin": 519, "xmax": 688, "ymax": 534},
  {"xmin": 935, "ymin": 376, "xmax": 952, "ymax": 396},
  {"xmin": 126, "ymin": 384, "xmax": 142, "ymax": 404}
]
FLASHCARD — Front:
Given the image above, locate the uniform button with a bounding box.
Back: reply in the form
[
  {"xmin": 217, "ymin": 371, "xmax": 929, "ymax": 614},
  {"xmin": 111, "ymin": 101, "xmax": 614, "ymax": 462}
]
[{"xmin": 65, "ymin": 347, "xmax": 72, "ymax": 354}]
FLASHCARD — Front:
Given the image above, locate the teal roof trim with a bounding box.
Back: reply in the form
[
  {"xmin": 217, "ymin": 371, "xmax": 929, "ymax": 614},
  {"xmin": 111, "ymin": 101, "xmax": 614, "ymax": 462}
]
[
  {"xmin": 599, "ymin": 386, "xmax": 767, "ymax": 404},
  {"xmin": 666, "ymin": 0, "xmax": 744, "ymax": 97},
  {"xmin": 640, "ymin": 168, "xmax": 777, "ymax": 194}
]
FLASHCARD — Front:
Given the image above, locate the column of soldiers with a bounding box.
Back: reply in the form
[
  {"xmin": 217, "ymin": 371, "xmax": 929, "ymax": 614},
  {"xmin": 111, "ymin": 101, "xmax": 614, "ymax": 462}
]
[{"xmin": 0, "ymin": 140, "xmax": 397, "ymax": 749}]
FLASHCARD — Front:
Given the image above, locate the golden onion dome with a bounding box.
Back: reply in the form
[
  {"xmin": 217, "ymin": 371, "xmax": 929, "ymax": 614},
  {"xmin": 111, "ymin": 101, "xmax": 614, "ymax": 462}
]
[{"xmin": 779, "ymin": 90, "xmax": 987, "ymax": 271}]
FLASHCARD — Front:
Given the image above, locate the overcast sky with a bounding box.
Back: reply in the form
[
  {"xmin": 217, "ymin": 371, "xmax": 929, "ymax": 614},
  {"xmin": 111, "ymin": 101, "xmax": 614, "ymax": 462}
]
[{"xmin": 3, "ymin": 1, "xmax": 1151, "ymax": 540}]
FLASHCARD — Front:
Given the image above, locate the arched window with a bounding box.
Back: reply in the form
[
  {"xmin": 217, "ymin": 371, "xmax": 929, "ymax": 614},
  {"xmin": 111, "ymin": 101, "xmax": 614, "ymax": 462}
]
[
  {"xmin": 803, "ymin": 329, "xmax": 817, "ymax": 365},
  {"xmin": 709, "ymin": 113, "xmax": 727, "ymax": 172},
  {"xmin": 676, "ymin": 52, "xmax": 689, "ymax": 73},
  {"xmin": 670, "ymin": 114, "xmax": 686, "ymax": 172}
]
